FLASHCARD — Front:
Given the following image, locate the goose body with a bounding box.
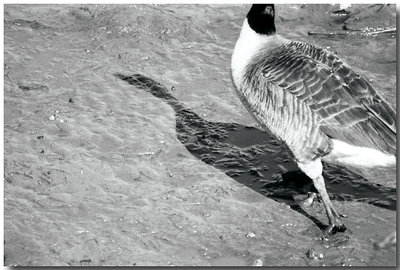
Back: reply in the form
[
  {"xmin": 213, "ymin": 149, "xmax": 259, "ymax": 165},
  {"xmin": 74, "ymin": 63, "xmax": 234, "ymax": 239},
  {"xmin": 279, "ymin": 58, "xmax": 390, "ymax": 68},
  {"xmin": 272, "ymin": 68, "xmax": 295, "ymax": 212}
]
[{"xmin": 231, "ymin": 5, "xmax": 396, "ymax": 233}]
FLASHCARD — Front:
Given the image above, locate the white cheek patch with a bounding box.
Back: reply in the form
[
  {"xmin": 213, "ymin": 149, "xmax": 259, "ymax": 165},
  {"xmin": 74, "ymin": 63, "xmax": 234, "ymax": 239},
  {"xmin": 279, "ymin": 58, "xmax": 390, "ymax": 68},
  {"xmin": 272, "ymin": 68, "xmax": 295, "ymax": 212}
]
[{"xmin": 323, "ymin": 139, "xmax": 396, "ymax": 168}]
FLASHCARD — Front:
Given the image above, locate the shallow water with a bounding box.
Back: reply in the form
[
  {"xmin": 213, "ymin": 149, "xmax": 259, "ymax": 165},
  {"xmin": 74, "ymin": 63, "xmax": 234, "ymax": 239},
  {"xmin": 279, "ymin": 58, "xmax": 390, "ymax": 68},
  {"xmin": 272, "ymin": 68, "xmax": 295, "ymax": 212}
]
[{"xmin": 4, "ymin": 4, "xmax": 396, "ymax": 266}]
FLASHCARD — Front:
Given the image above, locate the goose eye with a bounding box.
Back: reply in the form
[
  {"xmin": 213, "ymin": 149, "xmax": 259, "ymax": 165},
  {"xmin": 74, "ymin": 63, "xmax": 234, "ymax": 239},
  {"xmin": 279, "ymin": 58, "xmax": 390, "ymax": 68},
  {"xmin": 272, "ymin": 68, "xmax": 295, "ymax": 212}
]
[{"xmin": 263, "ymin": 6, "xmax": 274, "ymax": 16}]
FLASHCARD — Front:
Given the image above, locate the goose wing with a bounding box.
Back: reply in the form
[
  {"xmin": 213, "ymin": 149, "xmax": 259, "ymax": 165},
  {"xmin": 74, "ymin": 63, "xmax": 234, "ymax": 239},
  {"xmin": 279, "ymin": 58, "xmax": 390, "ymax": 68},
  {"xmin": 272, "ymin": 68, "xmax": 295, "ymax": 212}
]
[{"xmin": 255, "ymin": 41, "xmax": 396, "ymax": 154}]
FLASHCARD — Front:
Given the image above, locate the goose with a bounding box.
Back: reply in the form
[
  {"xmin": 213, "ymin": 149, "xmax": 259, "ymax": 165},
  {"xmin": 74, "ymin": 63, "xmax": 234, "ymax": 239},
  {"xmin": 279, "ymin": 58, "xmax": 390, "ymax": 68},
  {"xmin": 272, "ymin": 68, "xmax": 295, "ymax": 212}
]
[{"xmin": 231, "ymin": 4, "xmax": 396, "ymax": 234}]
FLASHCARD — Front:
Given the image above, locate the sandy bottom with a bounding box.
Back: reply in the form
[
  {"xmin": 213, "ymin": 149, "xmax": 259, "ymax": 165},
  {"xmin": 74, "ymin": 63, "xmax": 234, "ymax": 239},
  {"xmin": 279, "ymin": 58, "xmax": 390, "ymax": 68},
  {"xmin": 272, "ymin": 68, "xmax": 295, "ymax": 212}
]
[{"xmin": 4, "ymin": 4, "xmax": 396, "ymax": 266}]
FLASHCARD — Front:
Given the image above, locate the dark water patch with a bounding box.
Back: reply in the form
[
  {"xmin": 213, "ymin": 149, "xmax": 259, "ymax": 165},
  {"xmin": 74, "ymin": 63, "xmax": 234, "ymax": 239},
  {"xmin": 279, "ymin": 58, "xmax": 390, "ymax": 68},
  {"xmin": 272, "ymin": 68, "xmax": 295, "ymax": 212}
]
[
  {"xmin": 115, "ymin": 73, "xmax": 396, "ymax": 229},
  {"xmin": 266, "ymin": 167, "xmax": 396, "ymax": 211}
]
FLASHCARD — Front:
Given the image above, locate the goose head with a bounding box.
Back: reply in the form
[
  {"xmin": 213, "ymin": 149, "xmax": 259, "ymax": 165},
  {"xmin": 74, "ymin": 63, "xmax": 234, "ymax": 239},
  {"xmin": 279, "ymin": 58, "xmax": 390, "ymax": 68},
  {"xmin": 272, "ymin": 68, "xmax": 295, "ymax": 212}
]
[{"xmin": 247, "ymin": 4, "xmax": 276, "ymax": 35}]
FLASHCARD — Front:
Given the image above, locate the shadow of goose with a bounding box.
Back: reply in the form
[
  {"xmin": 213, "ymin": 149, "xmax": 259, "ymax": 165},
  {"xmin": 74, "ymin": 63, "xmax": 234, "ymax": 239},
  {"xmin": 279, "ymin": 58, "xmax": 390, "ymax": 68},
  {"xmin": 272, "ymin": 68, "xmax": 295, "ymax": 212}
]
[{"xmin": 115, "ymin": 73, "xmax": 396, "ymax": 230}]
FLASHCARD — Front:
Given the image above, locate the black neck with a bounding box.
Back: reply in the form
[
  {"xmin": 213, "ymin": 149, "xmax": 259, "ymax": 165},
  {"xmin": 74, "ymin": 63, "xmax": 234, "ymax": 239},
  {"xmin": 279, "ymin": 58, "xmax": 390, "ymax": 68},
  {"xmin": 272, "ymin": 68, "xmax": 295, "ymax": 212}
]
[{"xmin": 246, "ymin": 4, "xmax": 276, "ymax": 35}]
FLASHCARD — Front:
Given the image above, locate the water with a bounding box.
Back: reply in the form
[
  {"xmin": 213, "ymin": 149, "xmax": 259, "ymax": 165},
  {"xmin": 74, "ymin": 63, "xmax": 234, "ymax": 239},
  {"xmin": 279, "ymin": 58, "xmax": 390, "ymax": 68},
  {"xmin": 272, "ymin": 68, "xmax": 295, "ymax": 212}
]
[{"xmin": 4, "ymin": 4, "xmax": 396, "ymax": 266}]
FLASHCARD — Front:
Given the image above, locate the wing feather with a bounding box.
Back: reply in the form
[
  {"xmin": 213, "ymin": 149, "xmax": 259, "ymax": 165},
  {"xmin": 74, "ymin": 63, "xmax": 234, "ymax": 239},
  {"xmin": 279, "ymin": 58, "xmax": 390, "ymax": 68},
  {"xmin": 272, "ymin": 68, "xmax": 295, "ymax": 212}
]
[{"xmin": 256, "ymin": 41, "xmax": 396, "ymax": 154}]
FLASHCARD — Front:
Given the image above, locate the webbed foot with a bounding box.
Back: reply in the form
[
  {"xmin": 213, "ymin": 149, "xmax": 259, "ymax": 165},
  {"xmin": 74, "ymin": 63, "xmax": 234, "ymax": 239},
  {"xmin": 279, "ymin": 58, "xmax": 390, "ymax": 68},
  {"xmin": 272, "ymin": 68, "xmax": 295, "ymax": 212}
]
[{"xmin": 325, "ymin": 222, "xmax": 347, "ymax": 235}]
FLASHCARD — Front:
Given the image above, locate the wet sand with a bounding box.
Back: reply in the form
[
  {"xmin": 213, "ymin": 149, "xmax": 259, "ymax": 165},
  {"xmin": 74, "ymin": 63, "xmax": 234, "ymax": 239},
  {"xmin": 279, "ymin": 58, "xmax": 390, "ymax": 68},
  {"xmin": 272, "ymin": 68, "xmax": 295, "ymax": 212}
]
[{"xmin": 4, "ymin": 4, "xmax": 396, "ymax": 266}]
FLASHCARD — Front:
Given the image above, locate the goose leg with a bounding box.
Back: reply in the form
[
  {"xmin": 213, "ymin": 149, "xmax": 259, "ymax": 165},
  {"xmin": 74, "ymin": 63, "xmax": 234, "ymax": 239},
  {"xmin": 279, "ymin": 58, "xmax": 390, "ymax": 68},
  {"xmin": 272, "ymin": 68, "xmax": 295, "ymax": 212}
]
[{"xmin": 298, "ymin": 158, "xmax": 346, "ymax": 234}]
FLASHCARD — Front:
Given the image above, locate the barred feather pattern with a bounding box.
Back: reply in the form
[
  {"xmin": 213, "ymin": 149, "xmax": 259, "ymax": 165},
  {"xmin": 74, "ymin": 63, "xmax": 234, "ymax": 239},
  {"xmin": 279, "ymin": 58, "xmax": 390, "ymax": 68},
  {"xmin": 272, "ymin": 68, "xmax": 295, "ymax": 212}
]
[
  {"xmin": 241, "ymin": 65, "xmax": 332, "ymax": 163},
  {"xmin": 240, "ymin": 41, "xmax": 396, "ymax": 162}
]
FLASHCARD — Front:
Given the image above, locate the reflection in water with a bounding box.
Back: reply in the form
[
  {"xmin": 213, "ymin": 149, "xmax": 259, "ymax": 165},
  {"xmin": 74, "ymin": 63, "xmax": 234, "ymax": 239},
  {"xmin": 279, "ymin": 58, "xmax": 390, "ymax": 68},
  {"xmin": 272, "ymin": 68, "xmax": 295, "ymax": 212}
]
[{"xmin": 115, "ymin": 73, "xmax": 396, "ymax": 230}]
